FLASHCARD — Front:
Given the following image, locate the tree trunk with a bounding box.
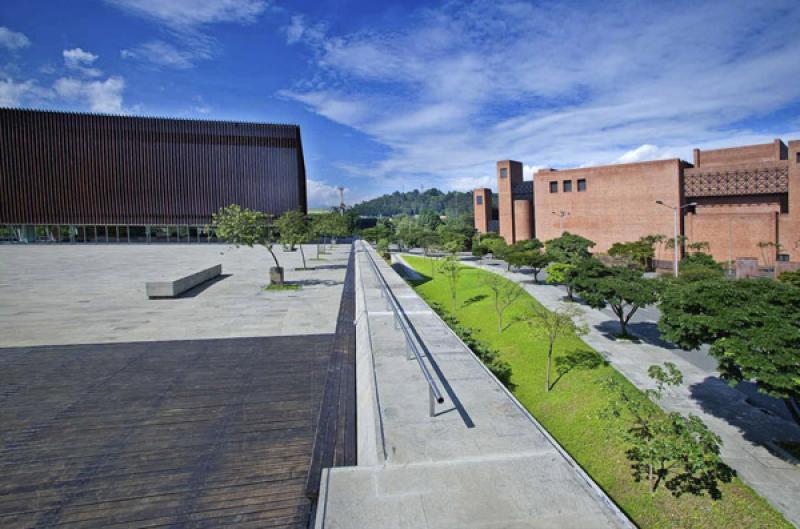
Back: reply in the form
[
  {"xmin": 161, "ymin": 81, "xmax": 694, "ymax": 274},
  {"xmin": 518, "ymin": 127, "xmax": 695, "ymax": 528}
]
[
  {"xmin": 299, "ymin": 245, "xmax": 307, "ymax": 269},
  {"xmin": 649, "ymin": 464, "xmax": 654, "ymax": 494},
  {"xmin": 498, "ymin": 312, "xmax": 503, "ymax": 333},
  {"xmin": 619, "ymin": 316, "xmax": 627, "ymax": 336},
  {"xmin": 546, "ymin": 344, "xmax": 553, "ymax": 392},
  {"xmin": 566, "ymin": 285, "xmax": 574, "ymax": 301}
]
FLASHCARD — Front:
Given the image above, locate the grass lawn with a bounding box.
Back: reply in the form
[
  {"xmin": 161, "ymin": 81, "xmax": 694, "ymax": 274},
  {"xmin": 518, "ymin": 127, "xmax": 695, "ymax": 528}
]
[{"xmin": 403, "ymin": 255, "xmax": 791, "ymax": 529}]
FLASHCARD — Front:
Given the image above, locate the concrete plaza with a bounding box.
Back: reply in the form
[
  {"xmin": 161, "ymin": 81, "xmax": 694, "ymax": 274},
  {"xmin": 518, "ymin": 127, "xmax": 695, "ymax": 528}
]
[{"xmin": 0, "ymin": 243, "xmax": 350, "ymax": 346}]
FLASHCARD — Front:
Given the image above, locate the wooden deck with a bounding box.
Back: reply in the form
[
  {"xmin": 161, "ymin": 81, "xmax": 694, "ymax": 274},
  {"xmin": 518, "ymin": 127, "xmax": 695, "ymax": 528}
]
[{"xmin": 0, "ymin": 334, "xmax": 334, "ymax": 529}]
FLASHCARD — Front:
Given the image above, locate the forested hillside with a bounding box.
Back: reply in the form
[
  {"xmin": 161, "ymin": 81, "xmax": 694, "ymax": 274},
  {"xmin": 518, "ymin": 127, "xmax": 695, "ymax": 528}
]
[{"xmin": 350, "ymin": 188, "xmax": 473, "ymax": 217}]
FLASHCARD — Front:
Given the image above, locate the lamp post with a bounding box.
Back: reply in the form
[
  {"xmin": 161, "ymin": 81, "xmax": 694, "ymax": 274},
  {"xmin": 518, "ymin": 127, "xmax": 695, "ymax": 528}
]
[
  {"xmin": 551, "ymin": 210, "xmax": 569, "ymax": 234},
  {"xmin": 656, "ymin": 200, "xmax": 697, "ymax": 277}
]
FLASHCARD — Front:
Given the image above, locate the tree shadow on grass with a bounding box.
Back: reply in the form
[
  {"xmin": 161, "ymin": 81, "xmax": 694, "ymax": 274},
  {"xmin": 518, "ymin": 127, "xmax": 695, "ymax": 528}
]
[
  {"xmin": 461, "ymin": 294, "xmax": 487, "ymax": 309},
  {"xmin": 550, "ymin": 349, "xmax": 608, "ymax": 390}
]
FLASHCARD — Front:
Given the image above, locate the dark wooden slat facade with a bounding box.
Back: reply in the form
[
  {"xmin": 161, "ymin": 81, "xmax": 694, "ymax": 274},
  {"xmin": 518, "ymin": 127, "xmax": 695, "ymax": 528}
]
[{"xmin": 0, "ymin": 108, "xmax": 307, "ymax": 226}]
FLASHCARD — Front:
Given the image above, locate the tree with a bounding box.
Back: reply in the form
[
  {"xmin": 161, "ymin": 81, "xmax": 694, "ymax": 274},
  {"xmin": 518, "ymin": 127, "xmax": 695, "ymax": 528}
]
[
  {"xmin": 778, "ymin": 269, "xmax": 800, "ymax": 289},
  {"xmin": 275, "ymin": 210, "xmax": 311, "ymax": 269},
  {"xmin": 687, "ymin": 241, "xmax": 710, "ymax": 254},
  {"xmin": 574, "ymin": 264, "xmax": 659, "ymax": 337},
  {"xmin": 677, "ymin": 252, "xmax": 724, "ymax": 282},
  {"xmin": 659, "ymin": 278, "xmax": 800, "ymax": 417},
  {"xmin": 545, "ymin": 232, "xmax": 596, "ymax": 264},
  {"xmin": 517, "ymin": 302, "xmax": 587, "ymax": 392},
  {"xmin": 213, "ymin": 204, "xmax": 281, "ymax": 279},
  {"xmin": 439, "ymin": 255, "xmax": 462, "ymax": 312},
  {"xmin": 505, "ymin": 239, "xmax": 549, "ymax": 279},
  {"xmin": 376, "ymin": 238, "xmax": 390, "ymax": 259},
  {"xmin": 481, "ymin": 272, "xmax": 525, "ymax": 333},
  {"xmin": 545, "ymin": 262, "xmax": 577, "ymax": 300},
  {"xmin": 608, "ymin": 237, "xmax": 656, "ymax": 270},
  {"xmin": 394, "ymin": 215, "xmax": 423, "ymax": 250},
  {"xmin": 604, "ymin": 363, "xmax": 732, "ymax": 497},
  {"xmin": 437, "ymin": 214, "xmax": 475, "ymax": 251}
]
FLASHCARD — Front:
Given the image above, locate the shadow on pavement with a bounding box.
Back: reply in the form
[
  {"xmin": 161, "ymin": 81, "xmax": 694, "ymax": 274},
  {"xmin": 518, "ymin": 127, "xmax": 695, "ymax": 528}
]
[{"xmin": 689, "ymin": 376, "xmax": 800, "ymax": 464}]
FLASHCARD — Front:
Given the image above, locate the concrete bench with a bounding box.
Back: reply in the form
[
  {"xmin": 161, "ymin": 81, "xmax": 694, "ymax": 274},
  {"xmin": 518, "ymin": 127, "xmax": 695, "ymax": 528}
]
[{"xmin": 146, "ymin": 264, "xmax": 222, "ymax": 298}]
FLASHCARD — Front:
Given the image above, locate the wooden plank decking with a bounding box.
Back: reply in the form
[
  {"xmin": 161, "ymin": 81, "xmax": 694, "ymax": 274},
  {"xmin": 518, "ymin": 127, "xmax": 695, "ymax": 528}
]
[{"xmin": 0, "ymin": 335, "xmax": 334, "ymax": 529}]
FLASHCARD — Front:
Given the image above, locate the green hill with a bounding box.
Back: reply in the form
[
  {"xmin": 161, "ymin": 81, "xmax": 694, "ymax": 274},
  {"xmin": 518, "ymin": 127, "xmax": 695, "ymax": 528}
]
[{"xmin": 350, "ymin": 188, "xmax": 473, "ymax": 217}]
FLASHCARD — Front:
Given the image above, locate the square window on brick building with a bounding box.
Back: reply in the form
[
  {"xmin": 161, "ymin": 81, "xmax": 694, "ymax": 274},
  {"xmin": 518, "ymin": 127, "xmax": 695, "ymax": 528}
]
[
  {"xmin": 563, "ymin": 180, "xmax": 572, "ymax": 192},
  {"xmin": 500, "ymin": 168, "xmax": 508, "ymax": 177},
  {"xmin": 549, "ymin": 181, "xmax": 558, "ymax": 193},
  {"xmin": 796, "ymin": 152, "xmax": 800, "ymax": 163},
  {"xmin": 476, "ymin": 196, "xmax": 483, "ymax": 205},
  {"xmin": 577, "ymin": 179, "xmax": 587, "ymax": 191}
]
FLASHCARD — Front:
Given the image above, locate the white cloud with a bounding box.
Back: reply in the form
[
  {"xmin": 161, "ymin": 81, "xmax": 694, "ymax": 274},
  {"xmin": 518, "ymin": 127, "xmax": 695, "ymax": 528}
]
[
  {"xmin": 0, "ymin": 27, "xmax": 30, "ymax": 50},
  {"xmin": 63, "ymin": 48, "xmax": 101, "ymax": 77},
  {"xmin": 0, "ymin": 78, "xmax": 40, "ymax": 106},
  {"xmin": 616, "ymin": 144, "xmax": 676, "ymax": 164},
  {"xmin": 121, "ymin": 40, "xmax": 198, "ymax": 69},
  {"xmin": 282, "ymin": 0, "xmax": 800, "ymax": 194},
  {"xmin": 307, "ymin": 179, "xmax": 345, "ymax": 209},
  {"xmin": 105, "ymin": 0, "xmax": 266, "ymax": 29},
  {"xmin": 54, "ymin": 76, "xmax": 126, "ymax": 113},
  {"xmin": 285, "ymin": 15, "xmax": 325, "ymax": 46}
]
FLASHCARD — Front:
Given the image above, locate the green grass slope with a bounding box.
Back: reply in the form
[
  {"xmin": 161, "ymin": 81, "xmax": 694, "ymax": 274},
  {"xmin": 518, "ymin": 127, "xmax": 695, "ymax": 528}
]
[{"xmin": 403, "ymin": 255, "xmax": 790, "ymax": 529}]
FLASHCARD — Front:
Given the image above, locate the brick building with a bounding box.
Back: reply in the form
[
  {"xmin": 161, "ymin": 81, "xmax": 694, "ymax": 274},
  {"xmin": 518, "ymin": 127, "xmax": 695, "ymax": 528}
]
[{"xmin": 474, "ymin": 139, "xmax": 800, "ymax": 266}]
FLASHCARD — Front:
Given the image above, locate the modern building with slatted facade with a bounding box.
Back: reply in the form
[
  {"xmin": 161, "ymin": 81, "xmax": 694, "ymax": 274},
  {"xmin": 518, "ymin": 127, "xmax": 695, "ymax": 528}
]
[{"xmin": 0, "ymin": 107, "xmax": 307, "ymax": 243}]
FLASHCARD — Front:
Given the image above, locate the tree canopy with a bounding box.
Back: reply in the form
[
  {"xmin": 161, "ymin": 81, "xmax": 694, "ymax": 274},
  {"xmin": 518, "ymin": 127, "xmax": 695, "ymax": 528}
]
[
  {"xmin": 349, "ymin": 188, "xmax": 473, "ymax": 217},
  {"xmin": 546, "ymin": 232, "xmax": 596, "ymax": 264},
  {"xmin": 213, "ymin": 204, "xmax": 280, "ymax": 268},
  {"xmin": 659, "ymin": 278, "xmax": 800, "ymax": 403}
]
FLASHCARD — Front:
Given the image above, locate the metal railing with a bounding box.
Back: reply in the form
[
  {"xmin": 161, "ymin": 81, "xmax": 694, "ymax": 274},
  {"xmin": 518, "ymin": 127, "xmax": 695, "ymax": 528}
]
[{"xmin": 360, "ymin": 241, "xmax": 445, "ymax": 417}]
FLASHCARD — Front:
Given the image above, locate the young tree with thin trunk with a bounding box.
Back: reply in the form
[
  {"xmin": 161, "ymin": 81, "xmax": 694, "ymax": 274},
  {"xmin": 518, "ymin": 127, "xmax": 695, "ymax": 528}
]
[
  {"xmin": 275, "ymin": 210, "xmax": 311, "ymax": 270},
  {"xmin": 480, "ymin": 272, "xmax": 524, "ymax": 333},
  {"xmin": 213, "ymin": 204, "xmax": 282, "ymax": 283},
  {"xmin": 438, "ymin": 255, "xmax": 461, "ymax": 313},
  {"xmin": 518, "ymin": 302, "xmax": 587, "ymax": 392}
]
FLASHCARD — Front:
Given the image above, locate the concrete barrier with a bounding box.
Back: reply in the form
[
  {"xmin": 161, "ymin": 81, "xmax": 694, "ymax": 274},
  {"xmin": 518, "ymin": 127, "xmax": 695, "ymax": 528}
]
[{"xmin": 146, "ymin": 264, "xmax": 222, "ymax": 298}]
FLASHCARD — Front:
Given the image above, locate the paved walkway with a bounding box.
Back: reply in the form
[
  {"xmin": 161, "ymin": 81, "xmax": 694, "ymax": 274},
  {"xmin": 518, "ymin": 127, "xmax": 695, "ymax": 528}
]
[
  {"xmin": 447, "ymin": 256, "xmax": 800, "ymax": 527},
  {"xmin": 315, "ymin": 244, "xmax": 634, "ymax": 529}
]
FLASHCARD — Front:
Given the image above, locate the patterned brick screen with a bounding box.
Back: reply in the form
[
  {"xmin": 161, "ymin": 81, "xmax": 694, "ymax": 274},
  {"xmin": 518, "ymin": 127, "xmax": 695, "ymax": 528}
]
[{"xmin": 684, "ymin": 164, "xmax": 789, "ymax": 197}]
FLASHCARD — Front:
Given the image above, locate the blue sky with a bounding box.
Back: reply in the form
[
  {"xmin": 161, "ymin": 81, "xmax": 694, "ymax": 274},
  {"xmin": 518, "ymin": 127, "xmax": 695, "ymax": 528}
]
[{"xmin": 1, "ymin": 0, "xmax": 799, "ymax": 208}]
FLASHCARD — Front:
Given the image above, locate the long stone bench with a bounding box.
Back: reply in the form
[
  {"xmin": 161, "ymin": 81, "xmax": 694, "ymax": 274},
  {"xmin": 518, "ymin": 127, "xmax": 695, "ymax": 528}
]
[{"xmin": 146, "ymin": 264, "xmax": 222, "ymax": 298}]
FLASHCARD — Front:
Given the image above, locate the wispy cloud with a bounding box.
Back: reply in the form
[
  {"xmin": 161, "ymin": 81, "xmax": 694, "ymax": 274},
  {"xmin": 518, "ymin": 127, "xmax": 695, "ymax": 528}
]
[
  {"xmin": 107, "ymin": 0, "xmax": 267, "ymax": 68},
  {"xmin": 281, "ymin": 0, "xmax": 800, "ymax": 196},
  {"xmin": 121, "ymin": 40, "xmax": 198, "ymax": 69},
  {"xmin": 0, "ymin": 27, "xmax": 30, "ymax": 50}
]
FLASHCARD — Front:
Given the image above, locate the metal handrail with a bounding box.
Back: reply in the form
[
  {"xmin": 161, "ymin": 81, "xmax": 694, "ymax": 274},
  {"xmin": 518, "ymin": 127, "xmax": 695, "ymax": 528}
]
[{"xmin": 360, "ymin": 242, "xmax": 445, "ymax": 416}]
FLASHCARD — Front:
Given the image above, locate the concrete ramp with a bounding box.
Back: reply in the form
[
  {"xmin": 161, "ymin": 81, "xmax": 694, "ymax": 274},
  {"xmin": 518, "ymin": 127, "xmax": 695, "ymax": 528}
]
[{"xmin": 312, "ymin": 243, "xmax": 633, "ymax": 529}]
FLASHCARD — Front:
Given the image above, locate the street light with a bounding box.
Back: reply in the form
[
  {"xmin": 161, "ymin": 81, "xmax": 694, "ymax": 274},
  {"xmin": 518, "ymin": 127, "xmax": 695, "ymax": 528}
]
[
  {"xmin": 656, "ymin": 200, "xmax": 697, "ymax": 277},
  {"xmin": 551, "ymin": 210, "xmax": 569, "ymax": 233}
]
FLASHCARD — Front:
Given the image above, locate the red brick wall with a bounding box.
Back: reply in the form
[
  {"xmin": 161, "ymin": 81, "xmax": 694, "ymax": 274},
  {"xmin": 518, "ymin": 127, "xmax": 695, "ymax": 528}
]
[
  {"xmin": 685, "ymin": 206, "xmax": 778, "ymax": 266},
  {"xmin": 694, "ymin": 139, "xmax": 786, "ymax": 168},
  {"xmin": 473, "ymin": 188, "xmax": 492, "ymax": 233},
  {"xmin": 781, "ymin": 140, "xmax": 800, "ymax": 262},
  {"xmin": 497, "ymin": 161, "xmax": 522, "ymax": 243},
  {"xmin": 533, "ymin": 159, "xmax": 682, "ymax": 259},
  {"xmin": 513, "ymin": 199, "xmax": 533, "ymax": 241}
]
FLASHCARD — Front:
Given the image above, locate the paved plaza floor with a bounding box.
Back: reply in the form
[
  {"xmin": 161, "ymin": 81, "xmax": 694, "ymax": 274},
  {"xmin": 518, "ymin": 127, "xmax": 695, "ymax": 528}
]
[{"xmin": 0, "ymin": 244, "xmax": 350, "ymax": 346}]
